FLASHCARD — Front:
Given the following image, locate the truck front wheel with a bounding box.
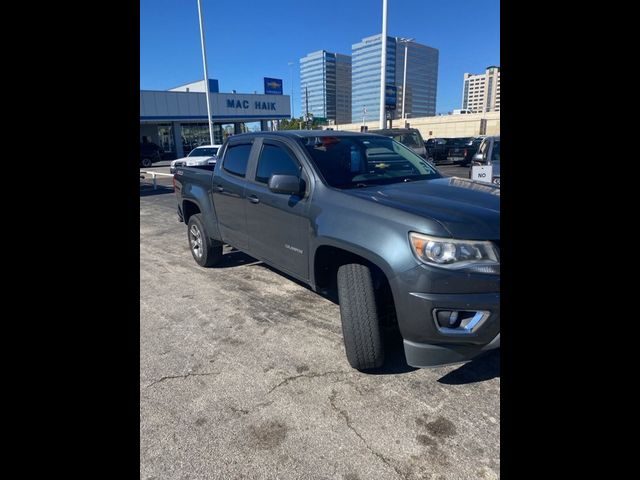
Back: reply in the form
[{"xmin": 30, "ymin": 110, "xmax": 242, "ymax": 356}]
[
  {"xmin": 187, "ymin": 214, "xmax": 223, "ymax": 267},
  {"xmin": 337, "ymin": 263, "xmax": 385, "ymax": 370}
]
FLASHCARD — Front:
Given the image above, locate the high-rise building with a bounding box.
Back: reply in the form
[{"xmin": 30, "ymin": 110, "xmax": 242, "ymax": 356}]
[
  {"xmin": 462, "ymin": 66, "xmax": 500, "ymax": 113},
  {"xmin": 351, "ymin": 34, "xmax": 439, "ymax": 123},
  {"xmin": 299, "ymin": 50, "xmax": 352, "ymax": 124}
]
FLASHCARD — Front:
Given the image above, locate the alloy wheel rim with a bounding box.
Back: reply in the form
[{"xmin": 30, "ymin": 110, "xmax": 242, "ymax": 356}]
[{"xmin": 190, "ymin": 225, "xmax": 203, "ymax": 258}]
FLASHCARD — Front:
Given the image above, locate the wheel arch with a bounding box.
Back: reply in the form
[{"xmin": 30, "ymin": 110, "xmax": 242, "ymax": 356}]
[
  {"xmin": 182, "ymin": 199, "xmax": 201, "ymax": 225},
  {"xmin": 312, "ymin": 240, "xmax": 395, "ymax": 297}
]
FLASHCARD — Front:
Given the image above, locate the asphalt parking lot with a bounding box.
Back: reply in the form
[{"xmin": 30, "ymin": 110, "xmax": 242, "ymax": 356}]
[{"xmin": 140, "ymin": 162, "xmax": 499, "ymax": 480}]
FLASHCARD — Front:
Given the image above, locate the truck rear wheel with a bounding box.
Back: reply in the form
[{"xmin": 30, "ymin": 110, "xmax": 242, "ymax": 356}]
[
  {"xmin": 187, "ymin": 214, "xmax": 223, "ymax": 267},
  {"xmin": 337, "ymin": 263, "xmax": 384, "ymax": 370}
]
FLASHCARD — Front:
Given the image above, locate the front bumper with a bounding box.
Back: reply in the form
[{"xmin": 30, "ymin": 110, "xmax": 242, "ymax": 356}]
[
  {"xmin": 404, "ymin": 332, "xmax": 500, "ymax": 368},
  {"xmin": 389, "ymin": 264, "xmax": 500, "ymax": 368}
]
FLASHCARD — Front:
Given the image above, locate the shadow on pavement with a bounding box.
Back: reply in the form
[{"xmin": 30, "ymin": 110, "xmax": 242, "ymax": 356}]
[
  {"xmin": 437, "ymin": 349, "xmax": 500, "ymax": 385},
  {"xmin": 140, "ymin": 185, "xmax": 175, "ymax": 197},
  {"xmin": 216, "ymin": 249, "xmax": 263, "ymax": 269}
]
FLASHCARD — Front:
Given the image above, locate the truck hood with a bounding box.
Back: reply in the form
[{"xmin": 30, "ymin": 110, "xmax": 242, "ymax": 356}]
[{"xmin": 341, "ymin": 177, "xmax": 500, "ymax": 239}]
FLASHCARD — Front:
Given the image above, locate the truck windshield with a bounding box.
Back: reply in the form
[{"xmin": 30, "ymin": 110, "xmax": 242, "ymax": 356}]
[{"xmin": 303, "ymin": 136, "xmax": 441, "ymax": 189}]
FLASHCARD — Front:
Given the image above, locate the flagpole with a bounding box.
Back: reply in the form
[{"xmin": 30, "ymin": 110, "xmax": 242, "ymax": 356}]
[
  {"xmin": 197, "ymin": 0, "xmax": 215, "ymax": 146},
  {"xmin": 378, "ymin": 0, "xmax": 388, "ymax": 128}
]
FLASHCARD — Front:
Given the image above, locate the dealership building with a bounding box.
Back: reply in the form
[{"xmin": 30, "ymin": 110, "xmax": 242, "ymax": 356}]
[{"xmin": 140, "ymin": 79, "xmax": 291, "ymax": 158}]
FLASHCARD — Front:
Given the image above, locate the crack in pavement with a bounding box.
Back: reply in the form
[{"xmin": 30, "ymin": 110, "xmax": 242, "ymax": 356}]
[
  {"xmin": 328, "ymin": 390, "xmax": 407, "ymax": 480},
  {"xmin": 229, "ymin": 406, "xmax": 250, "ymax": 415},
  {"xmin": 267, "ymin": 370, "xmax": 347, "ymax": 394},
  {"xmin": 144, "ymin": 371, "xmax": 220, "ymax": 389}
]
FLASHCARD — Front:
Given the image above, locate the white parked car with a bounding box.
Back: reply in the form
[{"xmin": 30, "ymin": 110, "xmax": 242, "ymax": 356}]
[{"xmin": 170, "ymin": 145, "xmax": 222, "ymax": 173}]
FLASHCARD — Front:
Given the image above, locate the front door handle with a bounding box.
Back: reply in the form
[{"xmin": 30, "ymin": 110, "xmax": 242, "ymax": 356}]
[
  {"xmin": 247, "ymin": 195, "xmax": 260, "ymax": 204},
  {"xmin": 213, "ymin": 185, "xmax": 224, "ymax": 192}
]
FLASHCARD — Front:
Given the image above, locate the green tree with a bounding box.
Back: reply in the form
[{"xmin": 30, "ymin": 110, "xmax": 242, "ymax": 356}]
[{"xmin": 279, "ymin": 117, "xmax": 305, "ymax": 130}]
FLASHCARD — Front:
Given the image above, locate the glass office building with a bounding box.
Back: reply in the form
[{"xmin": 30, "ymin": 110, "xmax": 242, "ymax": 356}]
[
  {"xmin": 395, "ymin": 40, "xmax": 439, "ymax": 119},
  {"xmin": 352, "ymin": 35, "xmax": 397, "ymax": 123},
  {"xmin": 300, "ymin": 50, "xmax": 352, "ymax": 124},
  {"xmin": 352, "ymin": 34, "xmax": 438, "ymax": 123}
]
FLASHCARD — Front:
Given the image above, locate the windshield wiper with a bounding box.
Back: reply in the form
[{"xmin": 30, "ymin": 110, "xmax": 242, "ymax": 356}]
[{"xmin": 338, "ymin": 181, "xmax": 377, "ymax": 189}]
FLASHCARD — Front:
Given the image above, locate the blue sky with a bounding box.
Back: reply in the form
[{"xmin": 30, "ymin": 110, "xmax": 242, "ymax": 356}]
[{"xmin": 141, "ymin": 0, "xmax": 499, "ymax": 116}]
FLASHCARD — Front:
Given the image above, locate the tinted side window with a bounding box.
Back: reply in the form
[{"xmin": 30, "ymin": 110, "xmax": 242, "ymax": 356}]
[
  {"xmin": 223, "ymin": 144, "xmax": 252, "ymax": 177},
  {"xmin": 255, "ymin": 144, "xmax": 300, "ymax": 184}
]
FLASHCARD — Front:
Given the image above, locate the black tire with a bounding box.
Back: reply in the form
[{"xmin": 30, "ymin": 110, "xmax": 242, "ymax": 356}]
[
  {"xmin": 141, "ymin": 157, "xmax": 153, "ymax": 168},
  {"xmin": 337, "ymin": 263, "xmax": 384, "ymax": 370},
  {"xmin": 187, "ymin": 214, "xmax": 223, "ymax": 267}
]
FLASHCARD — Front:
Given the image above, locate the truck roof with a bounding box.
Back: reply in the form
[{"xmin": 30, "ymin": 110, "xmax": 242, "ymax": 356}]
[
  {"xmin": 367, "ymin": 128, "xmax": 419, "ymax": 134},
  {"xmin": 227, "ymin": 130, "xmax": 384, "ymax": 140}
]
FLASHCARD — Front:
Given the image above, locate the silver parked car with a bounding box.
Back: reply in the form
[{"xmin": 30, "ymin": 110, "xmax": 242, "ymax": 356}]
[{"xmin": 170, "ymin": 145, "xmax": 222, "ymax": 174}]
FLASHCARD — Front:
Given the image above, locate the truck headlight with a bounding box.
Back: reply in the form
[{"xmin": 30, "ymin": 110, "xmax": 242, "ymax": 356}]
[{"xmin": 409, "ymin": 232, "xmax": 500, "ymax": 274}]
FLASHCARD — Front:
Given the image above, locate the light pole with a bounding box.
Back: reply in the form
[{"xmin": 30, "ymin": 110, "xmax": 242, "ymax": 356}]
[
  {"xmin": 196, "ymin": 0, "xmax": 214, "ymax": 147},
  {"xmin": 400, "ymin": 38, "xmax": 414, "ymax": 120},
  {"xmin": 288, "ymin": 61, "xmax": 295, "ymax": 120},
  {"xmin": 304, "ymin": 85, "xmax": 312, "ymax": 130},
  {"xmin": 378, "ymin": 0, "xmax": 388, "ymax": 128}
]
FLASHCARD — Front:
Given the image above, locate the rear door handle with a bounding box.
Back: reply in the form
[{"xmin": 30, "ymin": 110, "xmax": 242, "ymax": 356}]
[
  {"xmin": 247, "ymin": 195, "xmax": 260, "ymax": 204},
  {"xmin": 213, "ymin": 185, "xmax": 224, "ymax": 192}
]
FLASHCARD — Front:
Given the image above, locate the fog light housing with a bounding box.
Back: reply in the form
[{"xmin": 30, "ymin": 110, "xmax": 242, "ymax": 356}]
[
  {"xmin": 433, "ymin": 309, "xmax": 490, "ymax": 335},
  {"xmin": 436, "ymin": 310, "xmax": 461, "ymax": 329}
]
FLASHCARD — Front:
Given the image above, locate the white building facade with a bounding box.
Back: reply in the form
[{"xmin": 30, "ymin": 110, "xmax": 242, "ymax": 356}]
[
  {"xmin": 462, "ymin": 66, "xmax": 500, "ymax": 113},
  {"xmin": 140, "ymin": 80, "xmax": 290, "ymax": 158}
]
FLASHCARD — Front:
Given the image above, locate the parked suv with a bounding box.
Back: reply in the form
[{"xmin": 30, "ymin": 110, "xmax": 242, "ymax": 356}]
[
  {"xmin": 448, "ymin": 137, "xmax": 484, "ymax": 167},
  {"xmin": 140, "ymin": 142, "xmax": 163, "ymax": 167},
  {"xmin": 369, "ymin": 128, "xmax": 427, "ymax": 159},
  {"xmin": 424, "ymin": 138, "xmax": 451, "ymax": 164},
  {"xmin": 471, "ymin": 136, "xmax": 500, "ymax": 186}
]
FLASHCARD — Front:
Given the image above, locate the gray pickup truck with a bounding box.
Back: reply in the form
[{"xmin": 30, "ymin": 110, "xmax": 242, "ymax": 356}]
[{"xmin": 174, "ymin": 131, "xmax": 500, "ymax": 371}]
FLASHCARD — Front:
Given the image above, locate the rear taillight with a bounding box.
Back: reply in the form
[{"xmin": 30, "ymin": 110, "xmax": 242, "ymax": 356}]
[
  {"xmin": 172, "ymin": 176, "xmax": 176, "ymax": 189},
  {"xmin": 464, "ymin": 149, "xmax": 468, "ymax": 156}
]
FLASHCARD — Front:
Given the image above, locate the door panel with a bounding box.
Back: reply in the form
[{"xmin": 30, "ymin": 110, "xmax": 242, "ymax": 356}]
[
  {"xmin": 212, "ymin": 143, "xmax": 253, "ymax": 250},
  {"xmin": 244, "ymin": 142, "xmax": 310, "ymax": 280}
]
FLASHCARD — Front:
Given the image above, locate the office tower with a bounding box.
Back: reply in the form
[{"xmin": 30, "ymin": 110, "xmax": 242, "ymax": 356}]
[
  {"xmin": 352, "ymin": 34, "xmax": 439, "ymax": 123},
  {"xmin": 300, "ymin": 50, "xmax": 352, "ymax": 124},
  {"xmin": 462, "ymin": 66, "xmax": 500, "ymax": 113}
]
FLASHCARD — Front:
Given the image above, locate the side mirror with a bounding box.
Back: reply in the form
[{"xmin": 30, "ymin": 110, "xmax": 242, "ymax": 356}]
[
  {"xmin": 268, "ymin": 174, "xmax": 305, "ymax": 196},
  {"xmin": 472, "ymin": 152, "xmax": 484, "ymax": 163}
]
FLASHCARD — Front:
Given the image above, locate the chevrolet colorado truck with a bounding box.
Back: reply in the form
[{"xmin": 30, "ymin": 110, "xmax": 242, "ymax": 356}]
[{"xmin": 173, "ymin": 131, "xmax": 500, "ymax": 371}]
